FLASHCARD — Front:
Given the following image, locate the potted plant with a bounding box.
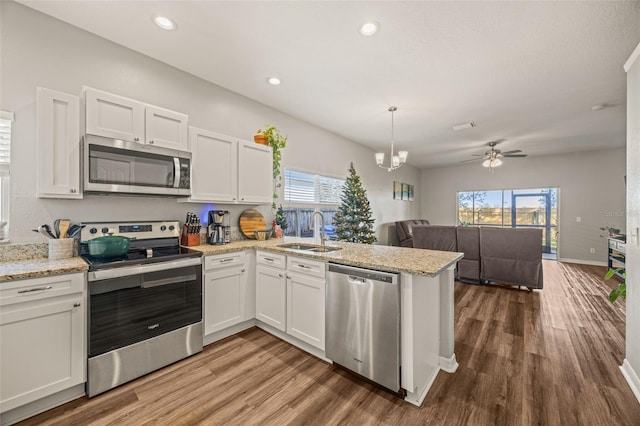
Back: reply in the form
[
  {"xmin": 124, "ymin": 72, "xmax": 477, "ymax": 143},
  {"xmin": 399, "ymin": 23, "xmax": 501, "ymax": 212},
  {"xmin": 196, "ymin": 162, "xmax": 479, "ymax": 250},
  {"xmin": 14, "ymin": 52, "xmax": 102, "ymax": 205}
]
[
  {"xmin": 255, "ymin": 125, "xmax": 288, "ymax": 209},
  {"xmin": 605, "ymin": 268, "xmax": 626, "ymax": 303}
]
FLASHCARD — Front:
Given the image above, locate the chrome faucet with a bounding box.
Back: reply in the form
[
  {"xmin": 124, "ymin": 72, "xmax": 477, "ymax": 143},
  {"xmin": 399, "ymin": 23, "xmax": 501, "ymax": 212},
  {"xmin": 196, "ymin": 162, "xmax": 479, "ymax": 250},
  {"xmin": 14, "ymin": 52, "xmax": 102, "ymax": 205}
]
[{"xmin": 310, "ymin": 212, "xmax": 326, "ymax": 247}]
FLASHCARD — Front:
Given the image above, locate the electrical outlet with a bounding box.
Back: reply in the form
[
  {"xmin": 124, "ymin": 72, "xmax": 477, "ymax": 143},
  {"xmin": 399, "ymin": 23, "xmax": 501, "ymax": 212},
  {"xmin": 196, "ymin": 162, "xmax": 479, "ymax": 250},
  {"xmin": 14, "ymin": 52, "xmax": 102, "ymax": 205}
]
[
  {"xmin": 590, "ymin": 248, "xmax": 595, "ymax": 254},
  {"xmin": 577, "ymin": 217, "xmax": 582, "ymax": 222}
]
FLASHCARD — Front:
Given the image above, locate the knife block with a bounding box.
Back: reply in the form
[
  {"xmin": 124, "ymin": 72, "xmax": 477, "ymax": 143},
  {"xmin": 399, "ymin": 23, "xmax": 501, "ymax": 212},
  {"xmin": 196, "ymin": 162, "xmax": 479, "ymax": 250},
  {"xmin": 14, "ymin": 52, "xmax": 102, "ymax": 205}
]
[{"xmin": 180, "ymin": 224, "xmax": 200, "ymax": 247}]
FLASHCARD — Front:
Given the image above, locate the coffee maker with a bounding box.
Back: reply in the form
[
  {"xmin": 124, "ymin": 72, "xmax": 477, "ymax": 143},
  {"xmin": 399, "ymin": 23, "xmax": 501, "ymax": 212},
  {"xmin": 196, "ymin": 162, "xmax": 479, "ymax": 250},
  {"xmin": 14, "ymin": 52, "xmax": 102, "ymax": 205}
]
[{"xmin": 207, "ymin": 210, "xmax": 230, "ymax": 245}]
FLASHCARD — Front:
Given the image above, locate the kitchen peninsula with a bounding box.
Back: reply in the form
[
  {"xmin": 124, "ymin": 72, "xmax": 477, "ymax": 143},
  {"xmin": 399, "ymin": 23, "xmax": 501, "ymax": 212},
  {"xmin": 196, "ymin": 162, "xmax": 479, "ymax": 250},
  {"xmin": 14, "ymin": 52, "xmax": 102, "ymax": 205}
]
[{"xmin": 192, "ymin": 237, "xmax": 463, "ymax": 406}]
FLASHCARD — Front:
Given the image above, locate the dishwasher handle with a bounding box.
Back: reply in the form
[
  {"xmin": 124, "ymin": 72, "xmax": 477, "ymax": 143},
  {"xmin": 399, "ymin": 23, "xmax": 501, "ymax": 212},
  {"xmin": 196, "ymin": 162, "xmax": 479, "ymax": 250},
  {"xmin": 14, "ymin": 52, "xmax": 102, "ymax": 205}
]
[
  {"xmin": 328, "ymin": 263, "xmax": 398, "ymax": 284},
  {"xmin": 348, "ymin": 275, "xmax": 368, "ymax": 285}
]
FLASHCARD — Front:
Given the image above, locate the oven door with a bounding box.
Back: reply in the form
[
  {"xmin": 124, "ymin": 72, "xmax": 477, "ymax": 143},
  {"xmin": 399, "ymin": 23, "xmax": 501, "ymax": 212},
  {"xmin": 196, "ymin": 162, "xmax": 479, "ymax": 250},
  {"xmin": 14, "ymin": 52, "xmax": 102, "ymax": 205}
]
[
  {"xmin": 88, "ymin": 260, "xmax": 202, "ymax": 358},
  {"xmin": 84, "ymin": 135, "xmax": 191, "ymax": 196}
]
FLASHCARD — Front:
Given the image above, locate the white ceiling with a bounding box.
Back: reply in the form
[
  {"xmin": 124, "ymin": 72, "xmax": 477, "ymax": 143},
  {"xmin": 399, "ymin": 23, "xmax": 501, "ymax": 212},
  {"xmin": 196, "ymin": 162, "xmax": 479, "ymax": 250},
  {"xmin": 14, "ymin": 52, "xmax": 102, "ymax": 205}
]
[{"xmin": 18, "ymin": 1, "xmax": 640, "ymax": 168}]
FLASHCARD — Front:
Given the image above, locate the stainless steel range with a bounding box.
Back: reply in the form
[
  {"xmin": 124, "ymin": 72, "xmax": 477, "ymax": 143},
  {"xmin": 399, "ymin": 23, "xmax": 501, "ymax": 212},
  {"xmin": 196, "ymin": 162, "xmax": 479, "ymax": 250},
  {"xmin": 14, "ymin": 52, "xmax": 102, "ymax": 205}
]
[{"xmin": 80, "ymin": 220, "xmax": 203, "ymax": 397}]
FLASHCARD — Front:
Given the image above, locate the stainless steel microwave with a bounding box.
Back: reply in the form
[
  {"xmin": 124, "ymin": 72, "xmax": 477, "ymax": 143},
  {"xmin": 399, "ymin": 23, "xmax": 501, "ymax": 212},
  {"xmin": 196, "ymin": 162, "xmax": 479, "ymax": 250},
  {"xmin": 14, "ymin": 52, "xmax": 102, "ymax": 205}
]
[{"xmin": 83, "ymin": 135, "xmax": 191, "ymax": 196}]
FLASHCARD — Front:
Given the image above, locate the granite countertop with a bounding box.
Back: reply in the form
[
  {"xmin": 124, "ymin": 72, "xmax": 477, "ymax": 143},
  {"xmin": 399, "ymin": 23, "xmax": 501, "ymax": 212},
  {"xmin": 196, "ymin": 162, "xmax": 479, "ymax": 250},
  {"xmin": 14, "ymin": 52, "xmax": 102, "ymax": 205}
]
[
  {"xmin": 191, "ymin": 237, "xmax": 463, "ymax": 277},
  {"xmin": 0, "ymin": 237, "xmax": 463, "ymax": 282},
  {"xmin": 0, "ymin": 257, "xmax": 88, "ymax": 282}
]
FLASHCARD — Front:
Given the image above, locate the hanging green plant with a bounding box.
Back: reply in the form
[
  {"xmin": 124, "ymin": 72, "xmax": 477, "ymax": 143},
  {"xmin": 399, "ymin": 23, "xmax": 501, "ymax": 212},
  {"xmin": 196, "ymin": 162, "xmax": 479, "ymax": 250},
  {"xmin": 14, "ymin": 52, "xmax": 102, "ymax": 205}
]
[{"xmin": 256, "ymin": 125, "xmax": 288, "ymax": 209}]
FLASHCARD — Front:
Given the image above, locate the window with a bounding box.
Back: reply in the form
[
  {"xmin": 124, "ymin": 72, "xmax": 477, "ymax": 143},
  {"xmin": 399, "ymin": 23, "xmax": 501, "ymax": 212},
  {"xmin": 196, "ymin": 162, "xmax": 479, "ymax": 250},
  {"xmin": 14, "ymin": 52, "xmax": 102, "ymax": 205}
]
[
  {"xmin": 457, "ymin": 188, "xmax": 558, "ymax": 255},
  {"xmin": 283, "ymin": 169, "xmax": 344, "ymax": 238},
  {"xmin": 284, "ymin": 169, "xmax": 344, "ymax": 204},
  {"xmin": 0, "ymin": 111, "xmax": 12, "ymax": 241}
]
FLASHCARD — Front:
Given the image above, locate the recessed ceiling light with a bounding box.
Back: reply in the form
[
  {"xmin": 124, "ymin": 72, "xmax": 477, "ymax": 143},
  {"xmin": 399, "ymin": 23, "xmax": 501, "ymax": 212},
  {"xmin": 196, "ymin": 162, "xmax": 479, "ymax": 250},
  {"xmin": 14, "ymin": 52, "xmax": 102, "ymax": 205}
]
[
  {"xmin": 267, "ymin": 77, "xmax": 281, "ymax": 86},
  {"xmin": 154, "ymin": 16, "xmax": 176, "ymax": 31},
  {"xmin": 360, "ymin": 21, "xmax": 380, "ymax": 36},
  {"xmin": 452, "ymin": 122, "xmax": 475, "ymax": 131}
]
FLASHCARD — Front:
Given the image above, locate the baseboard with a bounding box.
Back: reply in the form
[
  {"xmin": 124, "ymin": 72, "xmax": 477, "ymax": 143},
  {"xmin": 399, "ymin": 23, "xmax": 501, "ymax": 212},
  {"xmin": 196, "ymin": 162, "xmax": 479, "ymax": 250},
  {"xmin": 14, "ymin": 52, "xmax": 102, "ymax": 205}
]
[
  {"xmin": 203, "ymin": 319, "xmax": 256, "ymax": 346},
  {"xmin": 558, "ymin": 258, "xmax": 607, "ymax": 267},
  {"xmin": 439, "ymin": 354, "xmax": 459, "ymax": 373},
  {"xmin": 0, "ymin": 384, "xmax": 85, "ymax": 426},
  {"xmin": 404, "ymin": 366, "xmax": 440, "ymax": 407},
  {"xmin": 620, "ymin": 359, "xmax": 640, "ymax": 404}
]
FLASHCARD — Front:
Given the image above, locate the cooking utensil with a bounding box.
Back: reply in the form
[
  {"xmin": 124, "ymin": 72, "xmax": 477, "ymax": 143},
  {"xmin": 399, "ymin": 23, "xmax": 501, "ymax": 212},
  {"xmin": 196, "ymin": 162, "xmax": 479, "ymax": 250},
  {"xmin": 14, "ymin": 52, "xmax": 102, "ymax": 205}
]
[
  {"xmin": 53, "ymin": 219, "xmax": 60, "ymax": 238},
  {"xmin": 87, "ymin": 235, "xmax": 131, "ymax": 258},
  {"xmin": 40, "ymin": 224, "xmax": 56, "ymax": 239},
  {"xmin": 57, "ymin": 219, "xmax": 71, "ymax": 239},
  {"xmin": 67, "ymin": 224, "xmax": 85, "ymax": 239}
]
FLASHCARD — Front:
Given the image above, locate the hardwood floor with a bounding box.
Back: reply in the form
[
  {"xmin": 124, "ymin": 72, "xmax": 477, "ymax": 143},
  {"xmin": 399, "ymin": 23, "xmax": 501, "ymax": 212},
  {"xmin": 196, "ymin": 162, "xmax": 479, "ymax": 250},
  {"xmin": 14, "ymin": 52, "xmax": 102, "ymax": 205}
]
[{"xmin": 17, "ymin": 260, "xmax": 640, "ymax": 425}]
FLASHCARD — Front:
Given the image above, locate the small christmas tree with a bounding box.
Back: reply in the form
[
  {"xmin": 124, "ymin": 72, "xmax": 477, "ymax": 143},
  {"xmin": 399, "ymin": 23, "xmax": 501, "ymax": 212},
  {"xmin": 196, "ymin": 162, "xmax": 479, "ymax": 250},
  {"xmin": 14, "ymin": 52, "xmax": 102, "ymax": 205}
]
[{"xmin": 334, "ymin": 163, "xmax": 377, "ymax": 244}]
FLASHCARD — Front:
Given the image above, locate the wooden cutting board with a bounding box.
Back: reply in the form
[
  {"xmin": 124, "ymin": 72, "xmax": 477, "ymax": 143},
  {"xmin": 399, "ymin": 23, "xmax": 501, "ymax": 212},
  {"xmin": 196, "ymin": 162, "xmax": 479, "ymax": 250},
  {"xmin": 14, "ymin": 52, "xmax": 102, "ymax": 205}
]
[{"xmin": 239, "ymin": 209, "xmax": 268, "ymax": 239}]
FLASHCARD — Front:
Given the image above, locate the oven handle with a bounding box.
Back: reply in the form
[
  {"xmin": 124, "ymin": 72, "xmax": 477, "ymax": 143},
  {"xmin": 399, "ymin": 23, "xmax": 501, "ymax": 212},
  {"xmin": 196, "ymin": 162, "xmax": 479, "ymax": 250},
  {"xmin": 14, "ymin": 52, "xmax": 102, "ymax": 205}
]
[
  {"xmin": 88, "ymin": 257, "xmax": 202, "ymax": 281},
  {"xmin": 142, "ymin": 274, "xmax": 197, "ymax": 288}
]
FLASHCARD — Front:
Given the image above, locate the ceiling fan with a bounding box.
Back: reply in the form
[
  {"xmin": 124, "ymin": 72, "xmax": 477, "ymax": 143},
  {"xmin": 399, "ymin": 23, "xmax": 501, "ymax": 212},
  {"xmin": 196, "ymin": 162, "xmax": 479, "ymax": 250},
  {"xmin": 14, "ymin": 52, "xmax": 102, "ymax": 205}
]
[{"xmin": 462, "ymin": 140, "xmax": 527, "ymax": 169}]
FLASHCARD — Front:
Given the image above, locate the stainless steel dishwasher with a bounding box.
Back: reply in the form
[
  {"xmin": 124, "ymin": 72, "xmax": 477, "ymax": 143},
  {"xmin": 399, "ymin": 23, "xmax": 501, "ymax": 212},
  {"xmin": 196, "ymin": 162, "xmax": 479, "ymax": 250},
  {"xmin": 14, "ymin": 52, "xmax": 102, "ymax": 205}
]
[{"xmin": 326, "ymin": 263, "xmax": 402, "ymax": 394}]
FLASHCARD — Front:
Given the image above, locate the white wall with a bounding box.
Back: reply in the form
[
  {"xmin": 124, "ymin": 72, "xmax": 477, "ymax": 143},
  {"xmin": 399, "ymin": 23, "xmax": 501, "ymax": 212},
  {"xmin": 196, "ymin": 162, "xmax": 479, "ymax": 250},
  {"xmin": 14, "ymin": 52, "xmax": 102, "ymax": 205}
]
[
  {"xmin": 624, "ymin": 42, "xmax": 640, "ymax": 400},
  {"xmin": 420, "ymin": 148, "xmax": 626, "ymax": 264},
  {"xmin": 0, "ymin": 1, "xmax": 419, "ymax": 244}
]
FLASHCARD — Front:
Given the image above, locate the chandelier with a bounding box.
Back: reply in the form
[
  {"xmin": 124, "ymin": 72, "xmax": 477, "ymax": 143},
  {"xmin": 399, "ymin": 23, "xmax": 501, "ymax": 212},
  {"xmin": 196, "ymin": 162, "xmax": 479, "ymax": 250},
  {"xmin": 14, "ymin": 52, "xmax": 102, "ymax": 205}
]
[{"xmin": 375, "ymin": 106, "xmax": 408, "ymax": 172}]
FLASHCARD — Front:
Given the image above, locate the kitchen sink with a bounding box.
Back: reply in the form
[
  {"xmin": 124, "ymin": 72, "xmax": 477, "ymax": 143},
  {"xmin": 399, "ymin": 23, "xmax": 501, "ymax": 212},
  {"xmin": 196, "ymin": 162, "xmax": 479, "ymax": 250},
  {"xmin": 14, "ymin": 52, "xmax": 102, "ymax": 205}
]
[{"xmin": 277, "ymin": 243, "xmax": 342, "ymax": 253}]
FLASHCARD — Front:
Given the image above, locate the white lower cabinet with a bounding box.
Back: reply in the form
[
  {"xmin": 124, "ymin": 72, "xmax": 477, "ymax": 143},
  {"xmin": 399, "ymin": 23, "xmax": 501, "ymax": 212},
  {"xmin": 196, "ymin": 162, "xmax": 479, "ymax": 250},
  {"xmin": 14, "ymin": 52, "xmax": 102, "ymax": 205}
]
[
  {"xmin": 255, "ymin": 264, "xmax": 287, "ymax": 331},
  {"xmin": 0, "ymin": 273, "xmax": 86, "ymax": 414},
  {"xmin": 203, "ymin": 251, "xmax": 253, "ymax": 335},
  {"xmin": 286, "ymin": 257, "xmax": 326, "ymax": 350}
]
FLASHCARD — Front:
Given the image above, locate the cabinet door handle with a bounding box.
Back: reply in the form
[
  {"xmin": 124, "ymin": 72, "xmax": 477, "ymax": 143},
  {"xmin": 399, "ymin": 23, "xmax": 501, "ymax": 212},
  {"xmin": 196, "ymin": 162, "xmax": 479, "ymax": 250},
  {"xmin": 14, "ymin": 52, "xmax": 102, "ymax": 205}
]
[
  {"xmin": 134, "ymin": 137, "xmax": 140, "ymax": 142},
  {"xmin": 70, "ymin": 188, "xmax": 77, "ymax": 193},
  {"xmin": 18, "ymin": 286, "xmax": 52, "ymax": 294},
  {"xmin": 219, "ymin": 258, "xmax": 233, "ymax": 263},
  {"xmin": 149, "ymin": 140, "xmax": 154, "ymax": 144},
  {"xmin": 286, "ymin": 274, "xmax": 291, "ymax": 279},
  {"xmin": 298, "ymin": 264, "xmax": 311, "ymax": 269},
  {"xmin": 73, "ymin": 302, "xmax": 81, "ymax": 307},
  {"xmin": 264, "ymin": 257, "xmax": 274, "ymax": 262},
  {"xmin": 278, "ymin": 273, "xmax": 283, "ymax": 278},
  {"xmin": 241, "ymin": 269, "xmax": 245, "ymax": 273}
]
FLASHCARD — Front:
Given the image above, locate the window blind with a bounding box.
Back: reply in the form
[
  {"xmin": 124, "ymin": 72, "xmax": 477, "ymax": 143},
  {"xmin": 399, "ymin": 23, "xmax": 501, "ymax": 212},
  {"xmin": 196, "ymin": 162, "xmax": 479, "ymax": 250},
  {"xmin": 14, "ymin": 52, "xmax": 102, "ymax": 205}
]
[
  {"xmin": 0, "ymin": 117, "xmax": 11, "ymax": 165},
  {"xmin": 284, "ymin": 169, "xmax": 344, "ymax": 204}
]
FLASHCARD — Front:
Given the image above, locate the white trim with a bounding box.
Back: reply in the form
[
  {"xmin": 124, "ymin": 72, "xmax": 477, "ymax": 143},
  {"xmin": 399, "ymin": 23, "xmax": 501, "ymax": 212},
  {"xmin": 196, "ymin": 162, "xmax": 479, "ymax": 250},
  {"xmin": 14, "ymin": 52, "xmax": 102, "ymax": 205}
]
[
  {"xmin": 557, "ymin": 258, "xmax": 607, "ymax": 267},
  {"xmin": 620, "ymin": 359, "xmax": 640, "ymax": 404},
  {"xmin": 0, "ymin": 110, "xmax": 14, "ymax": 122},
  {"xmin": 404, "ymin": 366, "xmax": 439, "ymax": 407},
  {"xmin": 624, "ymin": 42, "xmax": 640, "ymax": 72},
  {"xmin": 203, "ymin": 319, "xmax": 255, "ymax": 346},
  {"xmin": 439, "ymin": 354, "xmax": 459, "ymax": 373}
]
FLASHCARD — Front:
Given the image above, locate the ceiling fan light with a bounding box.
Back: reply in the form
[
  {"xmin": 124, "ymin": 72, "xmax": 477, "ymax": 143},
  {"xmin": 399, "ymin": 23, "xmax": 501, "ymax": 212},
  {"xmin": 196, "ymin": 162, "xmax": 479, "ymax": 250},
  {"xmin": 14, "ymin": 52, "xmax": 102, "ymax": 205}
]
[
  {"xmin": 375, "ymin": 152, "xmax": 385, "ymax": 165},
  {"xmin": 398, "ymin": 151, "xmax": 408, "ymax": 163},
  {"xmin": 493, "ymin": 158, "xmax": 503, "ymax": 167},
  {"xmin": 482, "ymin": 159, "xmax": 491, "ymax": 168}
]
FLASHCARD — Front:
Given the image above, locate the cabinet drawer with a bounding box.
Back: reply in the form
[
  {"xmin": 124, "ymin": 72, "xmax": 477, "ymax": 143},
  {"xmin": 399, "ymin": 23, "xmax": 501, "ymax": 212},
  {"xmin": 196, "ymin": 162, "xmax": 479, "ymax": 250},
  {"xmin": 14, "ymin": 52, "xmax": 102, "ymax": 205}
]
[
  {"xmin": 204, "ymin": 252, "xmax": 245, "ymax": 271},
  {"xmin": 0, "ymin": 273, "xmax": 85, "ymax": 307},
  {"xmin": 256, "ymin": 251, "xmax": 286, "ymax": 269},
  {"xmin": 287, "ymin": 257, "xmax": 326, "ymax": 279}
]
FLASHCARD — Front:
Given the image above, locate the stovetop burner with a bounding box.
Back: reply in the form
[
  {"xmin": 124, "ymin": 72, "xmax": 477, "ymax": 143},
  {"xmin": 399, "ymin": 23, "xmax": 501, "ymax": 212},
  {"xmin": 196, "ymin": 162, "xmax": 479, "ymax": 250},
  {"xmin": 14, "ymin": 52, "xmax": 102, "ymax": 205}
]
[{"xmin": 79, "ymin": 220, "xmax": 202, "ymax": 271}]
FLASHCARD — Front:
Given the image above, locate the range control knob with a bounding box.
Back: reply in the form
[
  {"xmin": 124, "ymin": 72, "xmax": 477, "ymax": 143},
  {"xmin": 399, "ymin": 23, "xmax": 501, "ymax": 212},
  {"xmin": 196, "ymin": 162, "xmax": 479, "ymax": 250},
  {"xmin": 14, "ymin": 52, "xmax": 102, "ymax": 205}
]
[
  {"xmin": 168, "ymin": 225, "xmax": 175, "ymax": 231},
  {"xmin": 160, "ymin": 225, "xmax": 167, "ymax": 231},
  {"xmin": 101, "ymin": 227, "xmax": 109, "ymax": 234},
  {"xmin": 89, "ymin": 227, "xmax": 98, "ymax": 234}
]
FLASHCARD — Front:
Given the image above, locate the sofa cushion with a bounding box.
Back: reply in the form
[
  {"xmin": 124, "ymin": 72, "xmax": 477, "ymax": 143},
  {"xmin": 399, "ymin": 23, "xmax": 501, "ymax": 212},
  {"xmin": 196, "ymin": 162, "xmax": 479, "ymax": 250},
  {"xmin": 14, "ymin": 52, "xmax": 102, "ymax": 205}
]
[
  {"xmin": 395, "ymin": 219, "xmax": 430, "ymax": 247},
  {"xmin": 456, "ymin": 226, "xmax": 480, "ymax": 261},
  {"xmin": 479, "ymin": 227, "xmax": 543, "ymax": 288},
  {"xmin": 412, "ymin": 225, "xmax": 457, "ymax": 251}
]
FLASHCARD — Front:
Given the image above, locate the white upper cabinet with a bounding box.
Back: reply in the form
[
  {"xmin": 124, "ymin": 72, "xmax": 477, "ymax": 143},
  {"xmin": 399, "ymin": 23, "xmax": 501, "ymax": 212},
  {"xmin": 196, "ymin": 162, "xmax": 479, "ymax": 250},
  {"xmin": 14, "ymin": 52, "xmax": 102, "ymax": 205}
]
[
  {"xmin": 187, "ymin": 127, "xmax": 238, "ymax": 202},
  {"xmin": 182, "ymin": 128, "xmax": 272, "ymax": 204},
  {"xmin": 144, "ymin": 105, "xmax": 188, "ymax": 151},
  {"xmin": 36, "ymin": 87, "xmax": 82, "ymax": 199},
  {"xmin": 238, "ymin": 140, "xmax": 273, "ymax": 204},
  {"xmin": 84, "ymin": 88, "xmax": 144, "ymax": 142},
  {"xmin": 84, "ymin": 87, "xmax": 188, "ymax": 150}
]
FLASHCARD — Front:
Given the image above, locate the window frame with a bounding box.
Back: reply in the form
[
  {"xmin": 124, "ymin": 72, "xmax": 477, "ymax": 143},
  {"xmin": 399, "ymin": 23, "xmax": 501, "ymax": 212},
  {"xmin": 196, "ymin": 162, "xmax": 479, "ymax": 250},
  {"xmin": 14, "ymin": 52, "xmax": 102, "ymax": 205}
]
[{"xmin": 0, "ymin": 110, "xmax": 13, "ymax": 241}]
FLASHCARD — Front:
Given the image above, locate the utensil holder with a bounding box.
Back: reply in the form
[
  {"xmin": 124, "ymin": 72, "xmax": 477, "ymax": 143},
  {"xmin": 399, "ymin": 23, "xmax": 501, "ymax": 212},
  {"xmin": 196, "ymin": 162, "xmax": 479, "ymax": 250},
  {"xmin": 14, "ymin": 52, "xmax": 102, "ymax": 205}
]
[
  {"xmin": 48, "ymin": 239, "xmax": 74, "ymax": 260},
  {"xmin": 180, "ymin": 225, "xmax": 201, "ymax": 247}
]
